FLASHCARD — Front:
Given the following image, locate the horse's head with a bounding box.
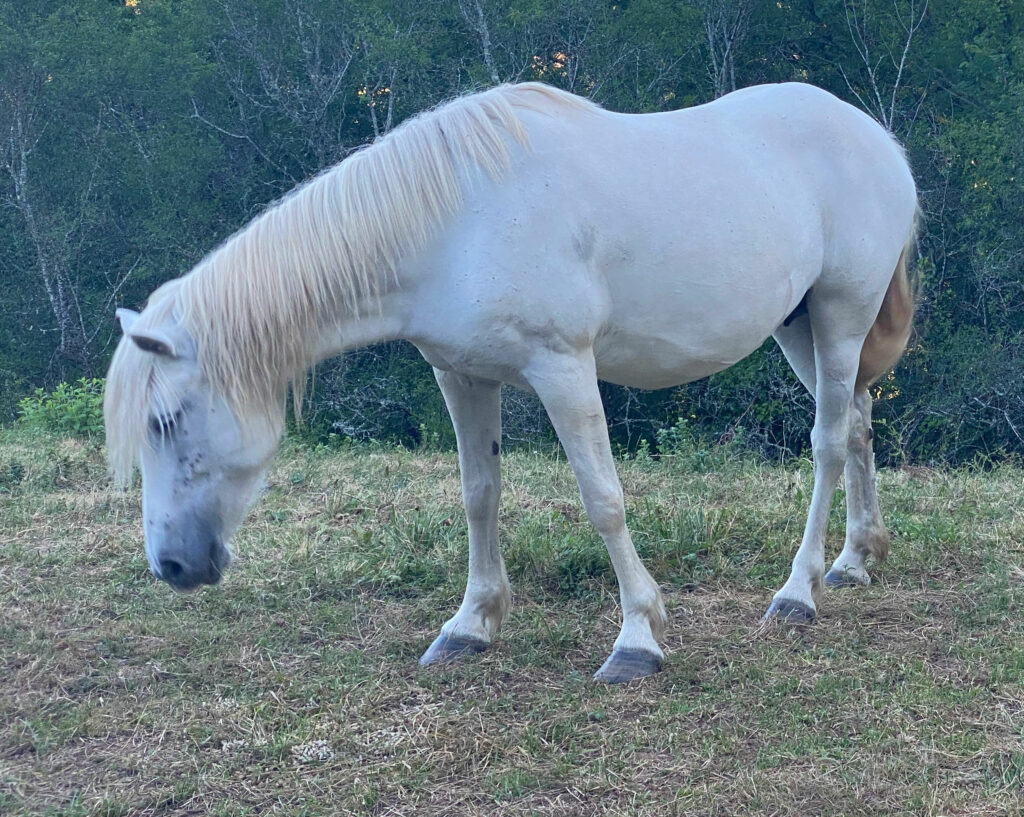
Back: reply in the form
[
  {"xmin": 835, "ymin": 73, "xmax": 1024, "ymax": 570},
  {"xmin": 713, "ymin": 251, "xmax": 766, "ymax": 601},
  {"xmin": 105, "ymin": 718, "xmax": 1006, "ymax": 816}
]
[{"xmin": 105, "ymin": 306, "xmax": 282, "ymax": 592}]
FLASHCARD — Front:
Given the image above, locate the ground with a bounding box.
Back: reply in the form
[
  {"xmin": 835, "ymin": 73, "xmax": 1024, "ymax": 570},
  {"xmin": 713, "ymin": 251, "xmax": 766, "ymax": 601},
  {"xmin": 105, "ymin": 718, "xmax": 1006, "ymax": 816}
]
[{"xmin": 2, "ymin": 431, "xmax": 1023, "ymax": 816}]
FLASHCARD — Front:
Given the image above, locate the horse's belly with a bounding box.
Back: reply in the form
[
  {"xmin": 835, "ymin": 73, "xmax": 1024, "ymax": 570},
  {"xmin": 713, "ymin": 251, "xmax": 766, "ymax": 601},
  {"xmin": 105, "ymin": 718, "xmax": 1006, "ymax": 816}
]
[
  {"xmin": 594, "ymin": 328, "xmax": 765, "ymax": 389},
  {"xmin": 591, "ymin": 264, "xmax": 798, "ymax": 389}
]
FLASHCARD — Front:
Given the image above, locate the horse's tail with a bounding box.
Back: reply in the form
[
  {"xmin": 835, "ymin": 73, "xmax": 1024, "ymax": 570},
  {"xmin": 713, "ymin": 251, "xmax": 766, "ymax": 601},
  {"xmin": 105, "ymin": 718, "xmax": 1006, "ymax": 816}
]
[{"xmin": 856, "ymin": 218, "xmax": 918, "ymax": 389}]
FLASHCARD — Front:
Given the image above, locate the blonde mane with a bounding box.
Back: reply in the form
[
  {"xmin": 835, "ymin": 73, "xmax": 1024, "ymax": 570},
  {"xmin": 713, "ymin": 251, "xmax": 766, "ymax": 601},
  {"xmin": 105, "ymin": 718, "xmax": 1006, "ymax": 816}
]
[{"xmin": 105, "ymin": 83, "xmax": 600, "ymax": 484}]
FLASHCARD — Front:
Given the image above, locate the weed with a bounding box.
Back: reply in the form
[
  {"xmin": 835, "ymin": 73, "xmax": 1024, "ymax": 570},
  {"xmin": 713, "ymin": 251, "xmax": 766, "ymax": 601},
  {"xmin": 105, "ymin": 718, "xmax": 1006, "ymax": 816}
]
[{"xmin": 17, "ymin": 378, "xmax": 105, "ymax": 438}]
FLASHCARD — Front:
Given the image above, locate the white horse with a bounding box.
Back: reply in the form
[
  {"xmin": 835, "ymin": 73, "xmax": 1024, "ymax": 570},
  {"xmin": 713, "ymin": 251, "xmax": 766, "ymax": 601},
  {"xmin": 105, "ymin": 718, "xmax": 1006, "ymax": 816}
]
[{"xmin": 105, "ymin": 82, "xmax": 916, "ymax": 683}]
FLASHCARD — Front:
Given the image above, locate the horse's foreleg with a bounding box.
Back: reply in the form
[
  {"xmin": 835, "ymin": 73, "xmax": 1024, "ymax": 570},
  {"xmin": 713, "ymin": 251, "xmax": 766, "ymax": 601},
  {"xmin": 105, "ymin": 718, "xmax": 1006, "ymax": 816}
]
[
  {"xmin": 825, "ymin": 388, "xmax": 889, "ymax": 587},
  {"xmin": 525, "ymin": 351, "xmax": 666, "ymax": 683},
  {"xmin": 766, "ymin": 329, "xmax": 862, "ymax": 622},
  {"xmin": 420, "ymin": 370, "xmax": 511, "ymax": 666}
]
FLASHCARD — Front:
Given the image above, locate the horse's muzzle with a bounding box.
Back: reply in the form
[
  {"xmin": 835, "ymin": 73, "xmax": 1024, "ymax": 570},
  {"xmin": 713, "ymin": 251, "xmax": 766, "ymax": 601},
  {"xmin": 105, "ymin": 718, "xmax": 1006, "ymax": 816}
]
[{"xmin": 154, "ymin": 540, "xmax": 231, "ymax": 591}]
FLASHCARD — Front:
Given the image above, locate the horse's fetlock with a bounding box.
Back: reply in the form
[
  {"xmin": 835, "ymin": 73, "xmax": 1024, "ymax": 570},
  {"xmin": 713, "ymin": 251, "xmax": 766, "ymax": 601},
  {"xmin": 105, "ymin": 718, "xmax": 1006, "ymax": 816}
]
[
  {"xmin": 465, "ymin": 579, "xmax": 511, "ymax": 635},
  {"xmin": 625, "ymin": 583, "xmax": 667, "ymax": 642},
  {"xmin": 810, "ymin": 573, "xmax": 825, "ymax": 604},
  {"xmin": 649, "ymin": 600, "xmax": 668, "ymax": 641},
  {"xmin": 868, "ymin": 527, "xmax": 890, "ymax": 563}
]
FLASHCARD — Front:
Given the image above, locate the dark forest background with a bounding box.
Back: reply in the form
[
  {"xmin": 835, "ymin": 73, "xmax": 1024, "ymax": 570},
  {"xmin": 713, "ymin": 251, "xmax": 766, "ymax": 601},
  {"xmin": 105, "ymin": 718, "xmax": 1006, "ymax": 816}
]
[{"xmin": 1, "ymin": 0, "xmax": 1021, "ymax": 462}]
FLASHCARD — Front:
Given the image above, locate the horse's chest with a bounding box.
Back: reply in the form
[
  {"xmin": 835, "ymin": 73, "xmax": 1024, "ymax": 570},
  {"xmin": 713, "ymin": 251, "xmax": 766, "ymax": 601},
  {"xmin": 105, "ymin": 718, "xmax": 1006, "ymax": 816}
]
[{"xmin": 414, "ymin": 337, "xmax": 534, "ymax": 389}]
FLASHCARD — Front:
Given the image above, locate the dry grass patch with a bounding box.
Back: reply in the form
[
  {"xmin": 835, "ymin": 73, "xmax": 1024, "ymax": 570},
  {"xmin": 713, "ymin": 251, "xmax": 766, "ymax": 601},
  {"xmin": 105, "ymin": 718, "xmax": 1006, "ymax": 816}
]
[{"xmin": 2, "ymin": 430, "xmax": 1024, "ymax": 815}]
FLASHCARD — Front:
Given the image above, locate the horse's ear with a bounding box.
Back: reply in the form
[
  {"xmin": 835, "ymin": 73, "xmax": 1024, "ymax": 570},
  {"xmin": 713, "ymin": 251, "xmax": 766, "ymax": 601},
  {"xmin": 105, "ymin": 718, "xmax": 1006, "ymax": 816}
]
[
  {"xmin": 115, "ymin": 308, "xmax": 139, "ymax": 334},
  {"xmin": 128, "ymin": 329, "xmax": 179, "ymax": 358},
  {"xmin": 116, "ymin": 307, "xmax": 192, "ymax": 359}
]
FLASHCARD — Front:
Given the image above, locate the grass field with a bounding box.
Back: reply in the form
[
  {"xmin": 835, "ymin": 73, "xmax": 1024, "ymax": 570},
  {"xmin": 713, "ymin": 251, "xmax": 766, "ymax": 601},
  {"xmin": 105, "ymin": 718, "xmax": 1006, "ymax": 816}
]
[{"xmin": 2, "ymin": 429, "xmax": 1024, "ymax": 816}]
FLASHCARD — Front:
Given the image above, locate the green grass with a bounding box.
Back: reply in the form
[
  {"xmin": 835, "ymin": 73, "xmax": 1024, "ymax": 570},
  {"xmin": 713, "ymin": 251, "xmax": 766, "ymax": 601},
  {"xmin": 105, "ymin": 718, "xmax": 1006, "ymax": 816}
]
[{"xmin": 2, "ymin": 429, "xmax": 1024, "ymax": 815}]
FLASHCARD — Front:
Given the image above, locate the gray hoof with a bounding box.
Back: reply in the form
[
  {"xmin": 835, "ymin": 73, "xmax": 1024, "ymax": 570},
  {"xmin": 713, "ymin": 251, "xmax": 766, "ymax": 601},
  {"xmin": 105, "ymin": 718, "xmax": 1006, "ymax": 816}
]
[
  {"xmin": 763, "ymin": 598, "xmax": 816, "ymax": 623},
  {"xmin": 418, "ymin": 633, "xmax": 488, "ymax": 667},
  {"xmin": 824, "ymin": 568, "xmax": 869, "ymax": 589},
  {"xmin": 593, "ymin": 648, "xmax": 663, "ymax": 683}
]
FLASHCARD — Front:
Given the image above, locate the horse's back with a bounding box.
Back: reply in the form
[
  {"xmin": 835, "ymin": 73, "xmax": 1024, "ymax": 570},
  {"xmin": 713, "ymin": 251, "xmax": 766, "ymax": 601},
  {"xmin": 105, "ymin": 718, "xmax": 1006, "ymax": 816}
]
[
  {"xmin": 409, "ymin": 83, "xmax": 917, "ymax": 390},
  {"xmin": 520, "ymin": 81, "xmax": 913, "ymax": 245}
]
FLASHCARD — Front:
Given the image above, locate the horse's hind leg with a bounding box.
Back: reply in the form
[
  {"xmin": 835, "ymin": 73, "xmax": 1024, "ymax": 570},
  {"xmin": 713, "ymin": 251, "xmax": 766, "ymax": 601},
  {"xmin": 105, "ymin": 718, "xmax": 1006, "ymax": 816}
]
[
  {"xmin": 774, "ymin": 315, "xmax": 888, "ymax": 592},
  {"xmin": 524, "ymin": 350, "xmax": 667, "ymax": 682},
  {"xmin": 826, "ymin": 389, "xmax": 889, "ymax": 587},
  {"xmin": 766, "ymin": 302, "xmax": 867, "ymax": 622},
  {"xmin": 420, "ymin": 370, "xmax": 511, "ymax": 666}
]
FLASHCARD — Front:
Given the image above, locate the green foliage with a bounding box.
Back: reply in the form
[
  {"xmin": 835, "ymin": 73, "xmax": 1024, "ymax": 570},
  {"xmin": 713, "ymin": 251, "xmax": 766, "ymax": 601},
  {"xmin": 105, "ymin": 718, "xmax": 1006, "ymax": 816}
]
[
  {"xmin": 656, "ymin": 417, "xmax": 714, "ymax": 471},
  {"xmin": 17, "ymin": 378, "xmax": 105, "ymax": 439},
  {"xmin": 289, "ymin": 343, "xmax": 453, "ymax": 449},
  {"xmin": 2, "ymin": 0, "xmax": 1024, "ymax": 463}
]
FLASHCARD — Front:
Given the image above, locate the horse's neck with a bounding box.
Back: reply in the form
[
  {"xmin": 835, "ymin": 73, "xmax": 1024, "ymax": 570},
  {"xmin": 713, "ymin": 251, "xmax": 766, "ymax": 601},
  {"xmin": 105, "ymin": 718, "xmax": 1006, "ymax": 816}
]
[{"xmin": 310, "ymin": 288, "xmax": 408, "ymax": 363}]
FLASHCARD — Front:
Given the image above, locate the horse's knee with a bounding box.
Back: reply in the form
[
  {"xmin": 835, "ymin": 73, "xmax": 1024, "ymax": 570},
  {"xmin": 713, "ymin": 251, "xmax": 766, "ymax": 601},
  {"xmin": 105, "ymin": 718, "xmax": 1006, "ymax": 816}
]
[
  {"xmin": 583, "ymin": 486, "xmax": 626, "ymax": 533},
  {"xmin": 463, "ymin": 476, "xmax": 499, "ymax": 520},
  {"xmin": 811, "ymin": 424, "xmax": 848, "ymax": 470}
]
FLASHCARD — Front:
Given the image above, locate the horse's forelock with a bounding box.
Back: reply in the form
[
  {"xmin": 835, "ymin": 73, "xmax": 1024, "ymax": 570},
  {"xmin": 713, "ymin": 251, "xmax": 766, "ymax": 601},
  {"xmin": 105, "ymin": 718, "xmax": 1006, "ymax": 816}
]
[{"xmin": 104, "ymin": 337, "xmax": 165, "ymax": 488}]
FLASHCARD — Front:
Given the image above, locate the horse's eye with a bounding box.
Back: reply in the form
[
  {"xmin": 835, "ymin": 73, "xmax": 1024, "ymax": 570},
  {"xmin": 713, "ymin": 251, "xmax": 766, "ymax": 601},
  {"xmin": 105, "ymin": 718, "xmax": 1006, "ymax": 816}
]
[{"xmin": 149, "ymin": 409, "xmax": 183, "ymax": 436}]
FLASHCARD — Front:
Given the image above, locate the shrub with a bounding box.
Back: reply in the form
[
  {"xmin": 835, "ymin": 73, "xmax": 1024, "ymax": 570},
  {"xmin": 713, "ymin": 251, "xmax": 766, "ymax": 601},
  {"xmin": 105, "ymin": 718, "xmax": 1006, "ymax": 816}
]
[{"xmin": 17, "ymin": 378, "xmax": 105, "ymax": 438}]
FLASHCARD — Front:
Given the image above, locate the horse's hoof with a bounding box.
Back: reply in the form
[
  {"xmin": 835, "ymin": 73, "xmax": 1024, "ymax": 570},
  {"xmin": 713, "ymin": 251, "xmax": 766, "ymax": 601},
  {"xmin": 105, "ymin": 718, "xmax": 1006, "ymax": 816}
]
[
  {"xmin": 593, "ymin": 648, "xmax": 663, "ymax": 683},
  {"xmin": 763, "ymin": 598, "xmax": 816, "ymax": 623},
  {"xmin": 418, "ymin": 633, "xmax": 488, "ymax": 666},
  {"xmin": 824, "ymin": 568, "xmax": 870, "ymax": 588}
]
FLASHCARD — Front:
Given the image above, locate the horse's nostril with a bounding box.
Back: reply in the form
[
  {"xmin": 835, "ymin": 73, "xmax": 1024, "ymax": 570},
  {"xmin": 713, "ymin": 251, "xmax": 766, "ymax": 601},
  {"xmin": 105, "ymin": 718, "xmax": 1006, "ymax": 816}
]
[
  {"xmin": 159, "ymin": 557, "xmax": 185, "ymax": 582},
  {"xmin": 209, "ymin": 540, "xmax": 230, "ymax": 571}
]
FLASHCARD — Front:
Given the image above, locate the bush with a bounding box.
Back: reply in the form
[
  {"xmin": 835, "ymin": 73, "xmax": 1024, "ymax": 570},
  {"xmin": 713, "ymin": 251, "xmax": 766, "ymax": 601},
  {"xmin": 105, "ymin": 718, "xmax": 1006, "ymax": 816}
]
[{"xmin": 17, "ymin": 378, "xmax": 105, "ymax": 438}]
